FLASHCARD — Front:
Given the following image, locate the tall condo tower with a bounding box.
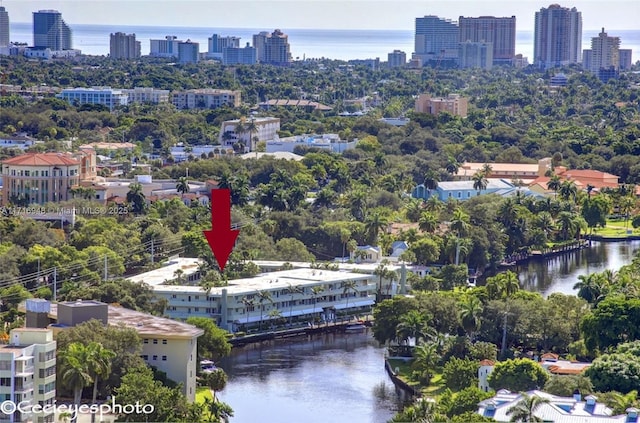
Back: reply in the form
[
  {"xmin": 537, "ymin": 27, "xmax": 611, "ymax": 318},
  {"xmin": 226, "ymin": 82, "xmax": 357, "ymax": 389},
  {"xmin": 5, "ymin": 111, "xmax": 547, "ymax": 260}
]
[
  {"xmin": 263, "ymin": 29, "xmax": 292, "ymax": 65},
  {"xmin": 110, "ymin": 32, "xmax": 141, "ymax": 59},
  {"xmin": 33, "ymin": 9, "xmax": 72, "ymax": 50},
  {"xmin": 414, "ymin": 15, "xmax": 459, "ymax": 65},
  {"xmin": 0, "ymin": 6, "xmax": 9, "ymax": 47},
  {"xmin": 533, "ymin": 4, "xmax": 582, "ymax": 69},
  {"xmin": 458, "ymin": 16, "xmax": 516, "ymax": 65}
]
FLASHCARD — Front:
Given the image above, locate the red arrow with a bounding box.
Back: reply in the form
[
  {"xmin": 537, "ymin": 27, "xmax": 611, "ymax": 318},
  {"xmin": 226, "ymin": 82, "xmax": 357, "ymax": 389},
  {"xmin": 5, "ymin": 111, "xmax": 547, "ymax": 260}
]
[{"xmin": 204, "ymin": 189, "xmax": 239, "ymax": 271}]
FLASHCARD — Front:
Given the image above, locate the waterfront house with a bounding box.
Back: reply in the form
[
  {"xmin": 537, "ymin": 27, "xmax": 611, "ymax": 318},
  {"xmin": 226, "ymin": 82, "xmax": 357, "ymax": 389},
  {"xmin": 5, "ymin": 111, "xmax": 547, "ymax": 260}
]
[
  {"xmin": 477, "ymin": 390, "xmax": 637, "ymax": 422},
  {"xmin": 412, "ymin": 179, "xmax": 514, "ymax": 202}
]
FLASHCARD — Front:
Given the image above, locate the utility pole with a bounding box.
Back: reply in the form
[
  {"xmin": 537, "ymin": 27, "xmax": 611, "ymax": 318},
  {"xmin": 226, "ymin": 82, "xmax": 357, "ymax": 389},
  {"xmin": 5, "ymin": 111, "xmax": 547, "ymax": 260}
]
[
  {"xmin": 150, "ymin": 239, "xmax": 155, "ymax": 264},
  {"xmin": 103, "ymin": 255, "xmax": 108, "ymax": 280}
]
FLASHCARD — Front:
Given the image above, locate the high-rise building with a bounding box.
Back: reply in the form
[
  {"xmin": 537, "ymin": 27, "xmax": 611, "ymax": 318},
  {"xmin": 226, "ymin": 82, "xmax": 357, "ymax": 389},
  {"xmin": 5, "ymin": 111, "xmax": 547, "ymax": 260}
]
[
  {"xmin": 223, "ymin": 43, "xmax": 257, "ymax": 65},
  {"xmin": 533, "ymin": 4, "xmax": 582, "ymax": 69},
  {"xmin": 150, "ymin": 35, "xmax": 181, "ymax": 58},
  {"xmin": 459, "ymin": 41, "xmax": 493, "ymax": 69},
  {"xmin": 0, "ymin": 6, "xmax": 9, "ymax": 47},
  {"xmin": 263, "ymin": 29, "xmax": 292, "ymax": 65},
  {"xmin": 208, "ymin": 34, "xmax": 240, "ymax": 59},
  {"xmin": 110, "ymin": 32, "xmax": 141, "ymax": 59},
  {"xmin": 414, "ymin": 15, "xmax": 459, "ymax": 65},
  {"xmin": 619, "ymin": 49, "xmax": 632, "ymax": 70},
  {"xmin": 388, "ymin": 50, "xmax": 407, "ymax": 67},
  {"xmin": 178, "ymin": 40, "xmax": 199, "ymax": 64},
  {"xmin": 33, "ymin": 9, "xmax": 72, "ymax": 50},
  {"xmin": 252, "ymin": 31, "xmax": 270, "ymax": 63},
  {"xmin": 458, "ymin": 16, "xmax": 516, "ymax": 65},
  {"xmin": 586, "ymin": 28, "xmax": 621, "ymax": 82}
]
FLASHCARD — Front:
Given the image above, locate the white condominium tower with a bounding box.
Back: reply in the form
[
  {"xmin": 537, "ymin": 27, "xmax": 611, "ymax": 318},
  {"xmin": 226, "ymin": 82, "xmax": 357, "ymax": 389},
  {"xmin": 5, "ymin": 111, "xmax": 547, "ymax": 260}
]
[{"xmin": 534, "ymin": 4, "xmax": 582, "ymax": 69}]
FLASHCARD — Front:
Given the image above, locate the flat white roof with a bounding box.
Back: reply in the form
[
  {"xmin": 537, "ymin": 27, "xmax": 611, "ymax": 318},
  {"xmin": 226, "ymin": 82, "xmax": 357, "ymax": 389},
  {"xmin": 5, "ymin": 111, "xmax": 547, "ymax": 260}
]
[
  {"xmin": 152, "ymin": 268, "xmax": 371, "ymax": 296},
  {"xmin": 128, "ymin": 258, "xmax": 201, "ymax": 286}
]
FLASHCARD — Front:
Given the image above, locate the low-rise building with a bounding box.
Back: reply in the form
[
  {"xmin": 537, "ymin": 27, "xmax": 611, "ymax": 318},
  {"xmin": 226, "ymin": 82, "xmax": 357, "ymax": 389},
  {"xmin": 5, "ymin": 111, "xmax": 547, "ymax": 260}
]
[
  {"xmin": 478, "ymin": 390, "xmax": 636, "ymax": 423},
  {"xmin": 56, "ymin": 87, "xmax": 128, "ymax": 111},
  {"xmin": 266, "ymin": 134, "xmax": 356, "ymax": 154},
  {"xmin": 219, "ymin": 117, "xmax": 280, "ymax": 152},
  {"xmin": 44, "ymin": 300, "xmax": 203, "ymax": 402},
  {"xmin": 0, "ymin": 134, "xmax": 40, "ymax": 151},
  {"xmin": 122, "ymin": 87, "xmax": 170, "ymax": 104},
  {"xmin": 415, "ymin": 93, "xmax": 468, "ymax": 117},
  {"xmin": 412, "ymin": 179, "xmax": 514, "ymax": 202},
  {"xmin": 172, "ymin": 89, "xmax": 240, "ymax": 110},
  {"xmin": 130, "ymin": 264, "xmax": 386, "ymax": 332},
  {"xmin": 1, "ymin": 149, "xmax": 97, "ymax": 206}
]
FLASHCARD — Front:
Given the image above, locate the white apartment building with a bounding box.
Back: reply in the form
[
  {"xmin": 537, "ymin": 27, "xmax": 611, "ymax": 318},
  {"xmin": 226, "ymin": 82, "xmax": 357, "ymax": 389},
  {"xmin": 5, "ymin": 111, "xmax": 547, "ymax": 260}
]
[
  {"xmin": 0, "ymin": 328, "xmax": 56, "ymax": 423},
  {"xmin": 266, "ymin": 133, "xmax": 357, "ymax": 154},
  {"xmin": 122, "ymin": 87, "xmax": 170, "ymax": 104},
  {"xmin": 171, "ymin": 89, "xmax": 241, "ymax": 110},
  {"xmin": 219, "ymin": 117, "xmax": 280, "ymax": 152},
  {"xmin": 149, "ymin": 35, "xmax": 181, "ymax": 58},
  {"xmin": 56, "ymin": 87, "xmax": 128, "ymax": 111},
  {"xmin": 0, "ymin": 135, "xmax": 39, "ymax": 151},
  {"xmin": 46, "ymin": 300, "xmax": 203, "ymax": 403}
]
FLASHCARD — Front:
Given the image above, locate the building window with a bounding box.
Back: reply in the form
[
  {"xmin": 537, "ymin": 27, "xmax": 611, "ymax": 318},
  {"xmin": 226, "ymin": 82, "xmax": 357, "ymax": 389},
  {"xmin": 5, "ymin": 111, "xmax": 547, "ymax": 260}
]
[
  {"xmin": 153, "ymin": 339, "xmax": 158, "ymax": 344},
  {"xmin": 143, "ymin": 339, "xmax": 149, "ymax": 344},
  {"xmin": 152, "ymin": 355, "xmax": 158, "ymax": 361},
  {"xmin": 162, "ymin": 356, "xmax": 167, "ymax": 361},
  {"xmin": 142, "ymin": 355, "xmax": 148, "ymax": 360},
  {"xmin": 162, "ymin": 339, "xmax": 167, "ymax": 345}
]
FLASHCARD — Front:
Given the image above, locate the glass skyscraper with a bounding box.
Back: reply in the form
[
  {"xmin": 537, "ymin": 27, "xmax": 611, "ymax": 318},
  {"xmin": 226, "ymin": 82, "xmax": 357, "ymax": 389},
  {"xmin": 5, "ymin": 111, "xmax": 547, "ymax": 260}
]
[
  {"xmin": 33, "ymin": 9, "xmax": 72, "ymax": 50},
  {"xmin": 534, "ymin": 4, "xmax": 582, "ymax": 69}
]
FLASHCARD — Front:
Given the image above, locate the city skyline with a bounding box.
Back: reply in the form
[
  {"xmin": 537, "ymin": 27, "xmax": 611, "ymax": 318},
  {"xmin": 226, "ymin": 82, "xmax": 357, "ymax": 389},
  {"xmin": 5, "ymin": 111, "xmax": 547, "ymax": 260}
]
[{"xmin": 1, "ymin": 0, "xmax": 639, "ymax": 31}]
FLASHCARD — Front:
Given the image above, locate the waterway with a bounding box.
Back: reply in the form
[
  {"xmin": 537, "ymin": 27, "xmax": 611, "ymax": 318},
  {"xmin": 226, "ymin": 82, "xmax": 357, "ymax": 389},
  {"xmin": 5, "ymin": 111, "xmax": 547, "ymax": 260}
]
[
  {"xmin": 217, "ymin": 240, "xmax": 640, "ymax": 422},
  {"xmin": 517, "ymin": 240, "xmax": 640, "ymax": 297},
  {"xmin": 217, "ymin": 330, "xmax": 407, "ymax": 423}
]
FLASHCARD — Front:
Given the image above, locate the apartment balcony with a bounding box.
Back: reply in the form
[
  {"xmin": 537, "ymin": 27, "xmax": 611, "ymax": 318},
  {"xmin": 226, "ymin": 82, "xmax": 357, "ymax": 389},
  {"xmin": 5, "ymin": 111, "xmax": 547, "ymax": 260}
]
[{"xmin": 14, "ymin": 381, "xmax": 34, "ymax": 393}]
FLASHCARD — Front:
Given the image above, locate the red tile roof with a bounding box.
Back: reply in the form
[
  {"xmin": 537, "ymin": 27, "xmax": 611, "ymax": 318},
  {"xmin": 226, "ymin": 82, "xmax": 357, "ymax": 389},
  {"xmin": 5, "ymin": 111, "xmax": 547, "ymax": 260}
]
[
  {"xmin": 479, "ymin": 359, "xmax": 495, "ymax": 366},
  {"xmin": 2, "ymin": 152, "xmax": 79, "ymax": 166}
]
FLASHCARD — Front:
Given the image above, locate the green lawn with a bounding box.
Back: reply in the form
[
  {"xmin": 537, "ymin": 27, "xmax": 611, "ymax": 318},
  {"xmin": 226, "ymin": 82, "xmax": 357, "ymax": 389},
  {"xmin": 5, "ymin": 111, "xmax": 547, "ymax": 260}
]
[
  {"xmin": 592, "ymin": 219, "xmax": 639, "ymax": 237},
  {"xmin": 195, "ymin": 386, "xmax": 213, "ymax": 404}
]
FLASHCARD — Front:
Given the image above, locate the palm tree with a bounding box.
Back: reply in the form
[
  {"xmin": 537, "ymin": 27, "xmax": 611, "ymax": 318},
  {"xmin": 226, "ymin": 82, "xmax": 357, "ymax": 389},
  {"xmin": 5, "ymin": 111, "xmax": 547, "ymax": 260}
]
[
  {"xmin": 395, "ymin": 310, "xmax": 433, "ymax": 345},
  {"xmin": 176, "ymin": 176, "xmax": 190, "ymax": 198},
  {"xmin": 286, "ymin": 283, "xmax": 304, "ymax": 326},
  {"xmin": 445, "ymin": 156, "xmax": 459, "ymax": 176},
  {"xmin": 472, "ymin": 170, "xmax": 488, "ymax": 196},
  {"xmin": 241, "ymin": 296, "xmax": 255, "ymax": 328},
  {"xmin": 573, "ymin": 273, "xmax": 607, "ymax": 304},
  {"xmin": 310, "ymin": 286, "xmax": 325, "ymax": 322},
  {"xmin": 506, "ymin": 392, "xmax": 550, "ymax": 422},
  {"xmin": 86, "ymin": 342, "xmax": 116, "ymax": 422},
  {"xmin": 459, "ymin": 296, "xmax": 483, "ymax": 341},
  {"xmin": 423, "ymin": 170, "xmax": 440, "ymax": 199},
  {"xmin": 499, "ymin": 270, "xmax": 520, "ymax": 298},
  {"xmin": 60, "ymin": 342, "xmax": 93, "ymax": 423},
  {"xmin": 481, "ymin": 163, "xmax": 493, "ymax": 176},
  {"xmin": 557, "ymin": 211, "xmax": 580, "ymax": 241},
  {"xmin": 424, "ymin": 196, "xmax": 444, "ymax": 214},
  {"xmin": 547, "ymin": 174, "xmax": 561, "ymax": 198},
  {"xmin": 418, "ymin": 211, "xmax": 438, "ymax": 233},
  {"xmin": 256, "ymin": 290, "xmax": 273, "ymax": 331},
  {"xmin": 204, "ymin": 396, "xmax": 234, "ymax": 423},
  {"xmin": 126, "ymin": 182, "xmax": 146, "ymax": 214},
  {"xmin": 364, "ymin": 209, "xmax": 390, "ymax": 246},
  {"xmin": 245, "ymin": 117, "xmax": 259, "ymax": 152},
  {"xmin": 558, "ymin": 180, "xmax": 578, "ymax": 203},
  {"xmin": 342, "ymin": 280, "xmax": 358, "ymax": 321},
  {"xmin": 619, "ymin": 195, "xmax": 636, "ymax": 229},
  {"xmin": 450, "ymin": 208, "xmax": 470, "ymax": 237},
  {"xmin": 412, "ymin": 342, "xmax": 440, "ymax": 383}
]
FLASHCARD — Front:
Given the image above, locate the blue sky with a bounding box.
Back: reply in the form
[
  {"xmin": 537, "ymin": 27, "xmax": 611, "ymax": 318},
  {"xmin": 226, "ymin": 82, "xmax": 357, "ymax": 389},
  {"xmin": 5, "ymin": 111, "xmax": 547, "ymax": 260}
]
[{"xmin": 2, "ymin": 0, "xmax": 640, "ymax": 31}]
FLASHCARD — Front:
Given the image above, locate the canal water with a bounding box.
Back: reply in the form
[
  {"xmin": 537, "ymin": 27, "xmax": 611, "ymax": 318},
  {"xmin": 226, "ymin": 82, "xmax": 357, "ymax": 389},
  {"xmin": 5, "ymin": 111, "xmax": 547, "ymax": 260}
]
[
  {"xmin": 517, "ymin": 240, "xmax": 640, "ymax": 297},
  {"xmin": 217, "ymin": 241, "xmax": 640, "ymax": 422},
  {"xmin": 217, "ymin": 330, "xmax": 407, "ymax": 423}
]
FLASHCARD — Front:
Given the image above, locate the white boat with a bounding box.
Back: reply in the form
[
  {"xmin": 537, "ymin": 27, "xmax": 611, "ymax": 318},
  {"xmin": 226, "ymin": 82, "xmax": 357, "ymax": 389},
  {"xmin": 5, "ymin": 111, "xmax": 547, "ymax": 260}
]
[{"xmin": 345, "ymin": 324, "xmax": 366, "ymax": 332}]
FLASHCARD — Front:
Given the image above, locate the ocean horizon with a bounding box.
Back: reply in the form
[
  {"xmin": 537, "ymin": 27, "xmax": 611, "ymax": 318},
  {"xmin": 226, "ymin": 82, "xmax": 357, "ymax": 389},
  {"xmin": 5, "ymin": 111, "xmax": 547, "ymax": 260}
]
[{"xmin": 7, "ymin": 22, "xmax": 640, "ymax": 63}]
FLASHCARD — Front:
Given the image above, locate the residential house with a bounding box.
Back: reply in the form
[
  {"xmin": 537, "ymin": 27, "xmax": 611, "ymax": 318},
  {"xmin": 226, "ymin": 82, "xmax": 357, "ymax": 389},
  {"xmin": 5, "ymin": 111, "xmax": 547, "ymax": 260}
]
[
  {"xmin": 412, "ymin": 179, "xmax": 514, "ymax": 202},
  {"xmin": 478, "ymin": 390, "xmax": 637, "ymax": 423}
]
